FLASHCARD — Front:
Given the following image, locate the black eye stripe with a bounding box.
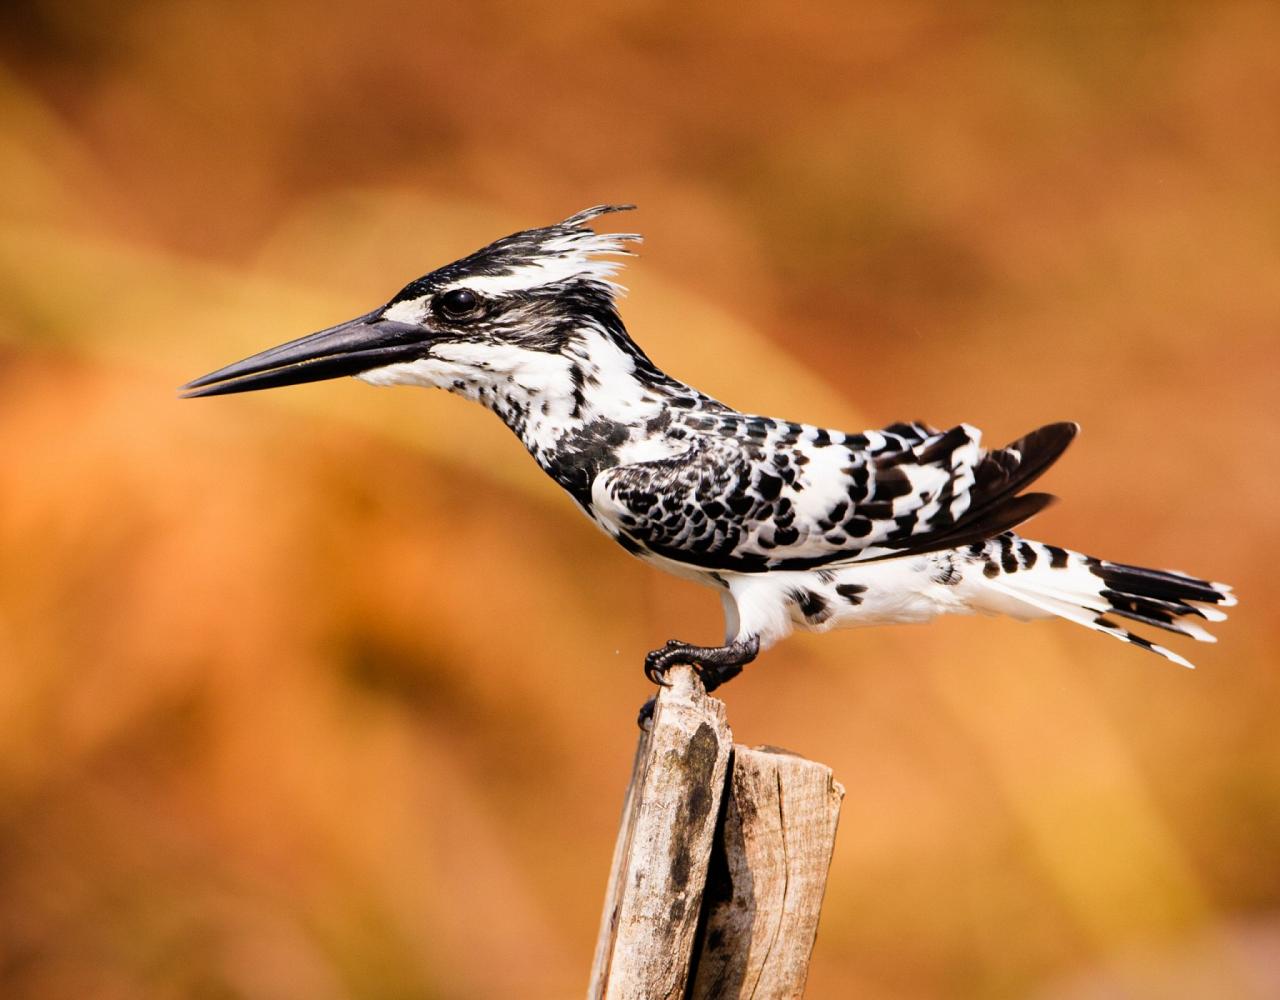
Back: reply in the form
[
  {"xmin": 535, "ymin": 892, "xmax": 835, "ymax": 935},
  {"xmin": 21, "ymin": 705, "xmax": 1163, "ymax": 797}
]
[{"xmin": 438, "ymin": 288, "xmax": 480, "ymax": 318}]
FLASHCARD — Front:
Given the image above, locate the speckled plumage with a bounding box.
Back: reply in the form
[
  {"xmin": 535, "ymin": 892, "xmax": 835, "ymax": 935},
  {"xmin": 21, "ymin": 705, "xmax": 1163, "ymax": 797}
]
[{"xmin": 184, "ymin": 205, "xmax": 1236, "ymax": 691}]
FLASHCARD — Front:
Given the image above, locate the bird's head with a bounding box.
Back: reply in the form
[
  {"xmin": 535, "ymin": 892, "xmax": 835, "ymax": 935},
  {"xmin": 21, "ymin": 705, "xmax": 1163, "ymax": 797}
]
[{"xmin": 181, "ymin": 205, "xmax": 641, "ymax": 399}]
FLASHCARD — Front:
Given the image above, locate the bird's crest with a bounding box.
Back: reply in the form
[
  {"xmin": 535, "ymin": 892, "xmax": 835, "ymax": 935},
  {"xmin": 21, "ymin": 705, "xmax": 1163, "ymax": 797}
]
[{"xmin": 436, "ymin": 204, "xmax": 642, "ymax": 298}]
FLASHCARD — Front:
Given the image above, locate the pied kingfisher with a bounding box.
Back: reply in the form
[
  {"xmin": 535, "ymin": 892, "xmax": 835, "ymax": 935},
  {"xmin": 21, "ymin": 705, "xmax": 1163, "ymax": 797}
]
[{"xmin": 183, "ymin": 205, "xmax": 1234, "ymax": 705}]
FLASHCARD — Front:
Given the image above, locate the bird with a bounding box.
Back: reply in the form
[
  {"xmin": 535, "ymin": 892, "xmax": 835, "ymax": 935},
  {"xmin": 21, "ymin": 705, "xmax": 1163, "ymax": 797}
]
[{"xmin": 182, "ymin": 204, "xmax": 1235, "ymax": 709}]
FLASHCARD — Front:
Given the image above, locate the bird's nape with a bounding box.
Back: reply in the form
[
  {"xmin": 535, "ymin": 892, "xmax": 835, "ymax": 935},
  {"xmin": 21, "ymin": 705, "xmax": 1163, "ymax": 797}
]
[{"xmin": 180, "ymin": 311, "xmax": 424, "ymax": 397}]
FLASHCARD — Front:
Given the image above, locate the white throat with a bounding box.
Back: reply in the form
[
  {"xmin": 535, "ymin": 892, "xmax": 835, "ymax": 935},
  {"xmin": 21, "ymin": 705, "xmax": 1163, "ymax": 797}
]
[{"xmin": 356, "ymin": 324, "xmax": 667, "ymax": 454}]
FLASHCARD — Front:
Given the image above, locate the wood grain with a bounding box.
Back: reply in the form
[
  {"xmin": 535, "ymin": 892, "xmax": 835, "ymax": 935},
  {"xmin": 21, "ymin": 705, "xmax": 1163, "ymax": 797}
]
[{"xmin": 588, "ymin": 667, "xmax": 733, "ymax": 1000}]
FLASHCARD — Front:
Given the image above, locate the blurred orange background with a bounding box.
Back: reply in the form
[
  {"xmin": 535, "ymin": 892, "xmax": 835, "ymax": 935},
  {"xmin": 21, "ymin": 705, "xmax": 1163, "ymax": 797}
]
[{"xmin": 2, "ymin": 3, "xmax": 1279, "ymax": 998}]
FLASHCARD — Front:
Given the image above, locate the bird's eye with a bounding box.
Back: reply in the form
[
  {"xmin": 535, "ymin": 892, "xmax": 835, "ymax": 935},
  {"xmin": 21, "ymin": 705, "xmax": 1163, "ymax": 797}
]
[{"xmin": 437, "ymin": 288, "xmax": 480, "ymax": 319}]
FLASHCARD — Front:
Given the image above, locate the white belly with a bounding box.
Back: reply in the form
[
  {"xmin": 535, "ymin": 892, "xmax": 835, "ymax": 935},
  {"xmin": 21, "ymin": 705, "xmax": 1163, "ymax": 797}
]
[{"xmin": 723, "ymin": 552, "xmax": 975, "ymax": 649}]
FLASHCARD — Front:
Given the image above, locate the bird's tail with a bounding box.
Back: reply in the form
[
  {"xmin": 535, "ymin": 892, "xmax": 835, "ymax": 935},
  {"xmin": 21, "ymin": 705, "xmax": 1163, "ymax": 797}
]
[{"xmin": 961, "ymin": 533, "xmax": 1235, "ymax": 667}]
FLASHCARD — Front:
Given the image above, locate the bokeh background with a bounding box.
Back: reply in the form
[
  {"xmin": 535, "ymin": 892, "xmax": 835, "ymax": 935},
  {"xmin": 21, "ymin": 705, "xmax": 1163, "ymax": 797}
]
[{"xmin": 2, "ymin": 3, "xmax": 1279, "ymax": 998}]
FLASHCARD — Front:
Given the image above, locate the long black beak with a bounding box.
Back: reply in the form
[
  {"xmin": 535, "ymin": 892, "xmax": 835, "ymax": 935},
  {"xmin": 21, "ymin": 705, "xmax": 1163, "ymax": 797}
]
[{"xmin": 180, "ymin": 311, "xmax": 425, "ymax": 398}]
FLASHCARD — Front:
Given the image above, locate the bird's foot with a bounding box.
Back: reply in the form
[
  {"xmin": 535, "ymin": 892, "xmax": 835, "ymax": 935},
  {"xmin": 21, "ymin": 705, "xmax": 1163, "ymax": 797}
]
[
  {"xmin": 636, "ymin": 636, "xmax": 760, "ymax": 728},
  {"xmin": 641, "ymin": 635, "xmax": 761, "ymax": 693}
]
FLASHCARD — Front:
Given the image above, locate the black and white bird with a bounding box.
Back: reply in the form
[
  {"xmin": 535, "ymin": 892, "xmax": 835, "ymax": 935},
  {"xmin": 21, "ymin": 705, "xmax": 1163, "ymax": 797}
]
[{"xmin": 183, "ymin": 205, "xmax": 1234, "ymax": 700}]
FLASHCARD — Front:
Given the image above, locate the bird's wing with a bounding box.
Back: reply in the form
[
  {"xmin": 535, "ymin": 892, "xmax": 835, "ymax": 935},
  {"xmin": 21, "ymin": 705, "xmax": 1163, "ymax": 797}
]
[{"xmin": 592, "ymin": 418, "xmax": 1077, "ymax": 573}]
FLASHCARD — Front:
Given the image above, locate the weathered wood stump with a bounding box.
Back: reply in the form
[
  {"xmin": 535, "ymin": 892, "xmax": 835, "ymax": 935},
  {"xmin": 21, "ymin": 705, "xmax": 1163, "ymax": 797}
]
[{"xmin": 588, "ymin": 667, "xmax": 844, "ymax": 1000}]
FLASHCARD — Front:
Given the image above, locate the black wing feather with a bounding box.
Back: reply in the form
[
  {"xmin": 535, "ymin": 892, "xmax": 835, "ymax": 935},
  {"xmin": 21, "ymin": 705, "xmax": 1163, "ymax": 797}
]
[{"xmin": 878, "ymin": 421, "xmax": 1077, "ymax": 559}]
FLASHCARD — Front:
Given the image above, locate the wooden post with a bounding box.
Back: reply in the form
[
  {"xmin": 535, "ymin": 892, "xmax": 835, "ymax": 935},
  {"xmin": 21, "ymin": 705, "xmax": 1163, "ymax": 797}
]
[
  {"xmin": 589, "ymin": 667, "xmax": 734, "ymax": 1000},
  {"xmin": 589, "ymin": 668, "xmax": 845, "ymax": 1000}
]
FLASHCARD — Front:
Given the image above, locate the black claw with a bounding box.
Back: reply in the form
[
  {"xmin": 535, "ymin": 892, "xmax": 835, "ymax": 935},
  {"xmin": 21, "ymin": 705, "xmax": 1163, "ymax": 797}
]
[
  {"xmin": 644, "ymin": 641, "xmax": 697, "ymax": 686},
  {"xmin": 643, "ymin": 650, "xmax": 678, "ymax": 686},
  {"xmin": 636, "ymin": 695, "xmax": 657, "ymax": 729}
]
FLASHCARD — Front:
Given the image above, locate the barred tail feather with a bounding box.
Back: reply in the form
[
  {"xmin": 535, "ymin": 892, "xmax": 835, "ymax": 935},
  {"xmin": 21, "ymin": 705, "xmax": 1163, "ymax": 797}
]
[{"xmin": 963, "ymin": 534, "xmax": 1235, "ymax": 668}]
